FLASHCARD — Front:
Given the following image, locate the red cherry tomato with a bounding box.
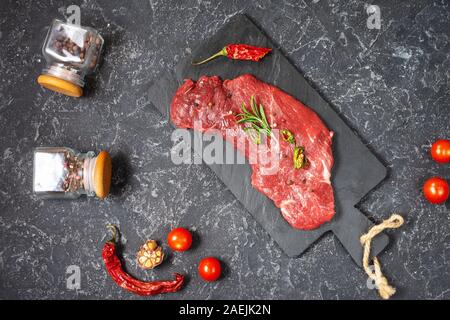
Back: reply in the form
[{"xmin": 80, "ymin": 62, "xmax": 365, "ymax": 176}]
[
  {"xmin": 198, "ymin": 257, "xmax": 221, "ymax": 282},
  {"xmin": 167, "ymin": 228, "xmax": 192, "ymax": 251},
  {"xmin": 423, "ymin": 177, "xmax": 449, "ymax": 204},
  {"xmin": 431, "ymin": 139, "xmax": 450, "ymax": 164}
]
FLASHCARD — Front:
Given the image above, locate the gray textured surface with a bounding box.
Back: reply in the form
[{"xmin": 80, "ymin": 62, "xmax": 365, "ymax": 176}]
[{"xmin": 0, "ymin": 0, "xmax": 449, "ymax": 300}]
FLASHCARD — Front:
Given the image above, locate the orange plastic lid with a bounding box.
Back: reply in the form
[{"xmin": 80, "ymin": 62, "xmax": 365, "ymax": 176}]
[
  {"xmin": 94, "ymin": 151, "xmax": 112, "ymax": 199},
  {"xmin": 37, "ymin": 74, "xmax": 83, "ymax": 97}
]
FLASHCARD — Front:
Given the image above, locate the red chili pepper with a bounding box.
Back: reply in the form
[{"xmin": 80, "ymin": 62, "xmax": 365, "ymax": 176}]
[
  {"xmin": 193, "ymin": 44, "xmax": 271, "ymax": 65},
  {"xmin": 102, "ymin": 225, "xmax": 184, "ymax": 296}
]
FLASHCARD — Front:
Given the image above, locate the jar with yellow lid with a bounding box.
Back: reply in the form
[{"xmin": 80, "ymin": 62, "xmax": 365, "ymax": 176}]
[
  {"xmin": 37, "ymin": 19, "xmax": 104, "ymax": 97},
  {"xmin": 33, "ymin": 147, "xmax": 112, "ymax": 199}
]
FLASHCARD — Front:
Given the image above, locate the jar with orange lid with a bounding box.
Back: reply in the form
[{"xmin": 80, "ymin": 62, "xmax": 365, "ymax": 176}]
[
  {"xmin": 37, "ymin": 19, "xmax": 104, "ymax": 97},
  {"xmin": 33, "ymin": 147, "xmax": 112, "ymax": 199}
]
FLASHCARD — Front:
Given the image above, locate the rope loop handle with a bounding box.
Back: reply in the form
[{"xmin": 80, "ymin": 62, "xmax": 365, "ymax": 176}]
[{"xmin": 360, "ymin": 214, "xmax": 404, "ymax": 299}]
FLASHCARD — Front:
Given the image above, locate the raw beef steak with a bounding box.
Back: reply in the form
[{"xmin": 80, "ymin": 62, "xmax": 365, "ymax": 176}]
[{"xmin": 170, "ymin": 74, "xmax": 335, "ymax": 230}]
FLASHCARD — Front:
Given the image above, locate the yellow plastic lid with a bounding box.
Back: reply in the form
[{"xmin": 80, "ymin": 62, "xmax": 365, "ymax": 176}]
[
  {"xmin": 94, "ymin": 151, "xmax": 112, "ymax": 199},
  {"xmin": 37, "ymin": 74, "xmax": 83, "ymax": 97}
]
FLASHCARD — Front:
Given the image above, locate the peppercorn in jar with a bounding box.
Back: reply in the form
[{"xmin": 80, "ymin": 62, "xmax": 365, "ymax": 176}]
[
  {"xmin": 33, "ymin": 147, "xmax": 112, "ymax": 199},
  {"xmin": 37, "ymin": 19, "xmax": 104, "ymax": 97}
]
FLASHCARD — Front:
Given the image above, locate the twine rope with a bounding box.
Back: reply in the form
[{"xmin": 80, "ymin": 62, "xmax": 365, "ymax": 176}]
[{"xmin": 360, "ymin": 214, "xmax": 404, "ymax": 300}]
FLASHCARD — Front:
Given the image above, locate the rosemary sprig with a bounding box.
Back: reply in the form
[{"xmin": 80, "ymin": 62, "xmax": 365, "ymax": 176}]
[
  {"xmin": 236, "ymin": 96, "xmax": 307, "ymax": 169},
  {"xmin": 236, "ymin": 95, "xmax": 271, "ymax": 144}
]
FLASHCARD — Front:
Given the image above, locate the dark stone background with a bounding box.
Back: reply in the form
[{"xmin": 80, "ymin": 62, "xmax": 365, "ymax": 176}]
[{"xmin": 0, "ymin": 0, "xmax": 448, "ymax": 299}]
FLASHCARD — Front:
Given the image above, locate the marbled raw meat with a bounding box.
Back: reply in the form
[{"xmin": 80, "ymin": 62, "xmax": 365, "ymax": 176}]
[{"xmin": 170, "ymin": 74, "xmax": 335, "ymax": 230}]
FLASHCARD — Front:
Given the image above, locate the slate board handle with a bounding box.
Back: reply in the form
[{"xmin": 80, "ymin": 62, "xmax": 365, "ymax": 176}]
[{"xmin": 332, "ymin": 206, "xmax": 389, "ymax": 267}]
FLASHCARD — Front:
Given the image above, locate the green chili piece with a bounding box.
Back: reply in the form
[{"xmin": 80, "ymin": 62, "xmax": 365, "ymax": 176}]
[
  {"xmin": 293, "ymin": 146, "xmax": 307, "ymax": 169},
  {"xmin": 281, "ymin": 129, "xmax": 296, "ymax": 144}
]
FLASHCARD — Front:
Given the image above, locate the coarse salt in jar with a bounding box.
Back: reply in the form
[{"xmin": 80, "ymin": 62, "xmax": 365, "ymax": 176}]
[
  {"xmin": 37, "ymin": 19, "xmax": 104, "ymax": 97},
  {"xmin": 33, "ymin": 147, "xmax": 112, "ymax": 199}
]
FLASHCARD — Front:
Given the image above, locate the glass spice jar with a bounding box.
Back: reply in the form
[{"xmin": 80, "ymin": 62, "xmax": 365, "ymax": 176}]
[
  {"xmin": 33, "ymin": 147, "xmax": 112, "ymax": 199},
  {"xmin": 37, "ymin": 19, "xmax": 104, "ymax": 97}
]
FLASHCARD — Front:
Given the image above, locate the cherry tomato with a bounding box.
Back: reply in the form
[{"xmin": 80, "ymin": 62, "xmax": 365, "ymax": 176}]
[
  {"xmin": 431, "ymin": 139, "xmax": 450, "ymax": 164},
  {"xmin": 167, "ymin": 228, "xmax": 192, "ymax": 251},
  {"xmin": 198, "ymin": 257, "xmax": 221, "ymax": 282},
  {"xmin": 423, "ymin": 177, "xmax": 449, "ymax": 204}
]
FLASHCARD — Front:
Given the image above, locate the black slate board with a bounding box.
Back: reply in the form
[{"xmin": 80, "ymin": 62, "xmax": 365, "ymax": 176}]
[{"xmin": 148, "ymin": 14, "xmax": 388, "ymax": 267}]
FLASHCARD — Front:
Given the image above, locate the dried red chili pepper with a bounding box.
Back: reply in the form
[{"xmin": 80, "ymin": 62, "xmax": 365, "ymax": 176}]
[
  {"xmin": 102, "ymin": 225, "xmax": 184, "ymax": 296},
  {"xmin": 193, "ymin": 44, "xmax": 271, "ymax": 65}
]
